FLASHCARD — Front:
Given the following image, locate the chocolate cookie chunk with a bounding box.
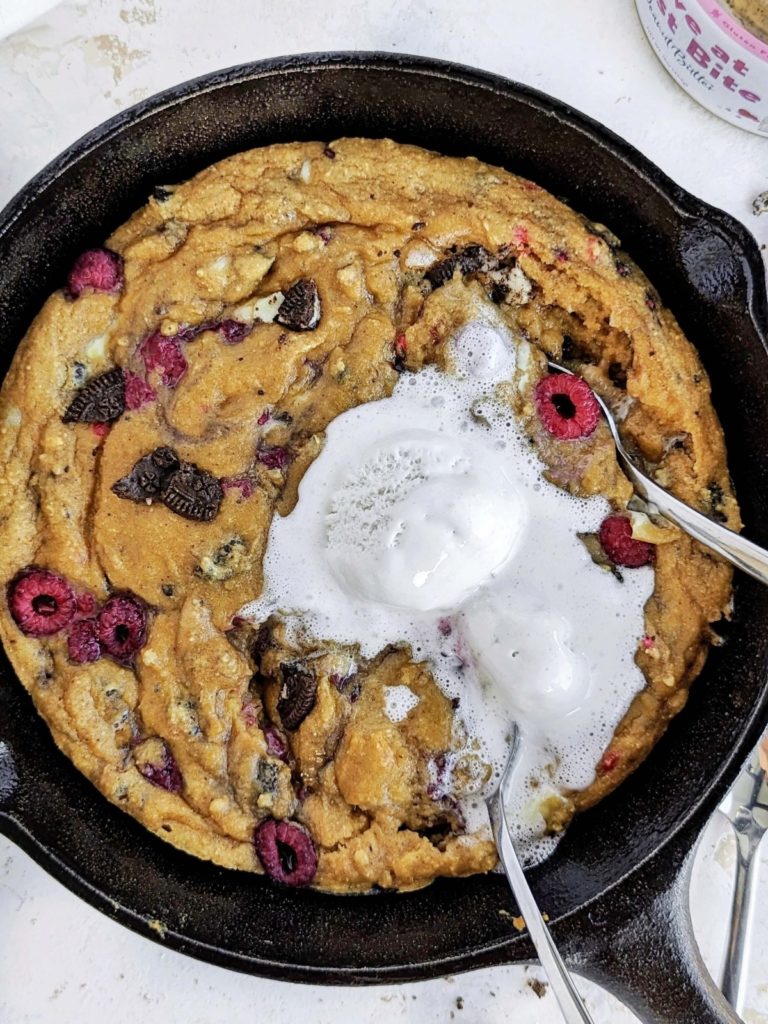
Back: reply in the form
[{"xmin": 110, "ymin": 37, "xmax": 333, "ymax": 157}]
[
  {"xmin": 424, "ymin": 244, "xmax": 492, "ymax": 289},
  {"xmin": 160, "ymin": 463, "xmax": 224, "ymax": 522},
  {"xmin": 277, "ymin": 662, "xmax": 317, "ymax": 730},
  {"xmin": 63, "ymin": 368, "xmax": 126, "ymax": 423},
  {"xmin": 113, "ymin": 447, "xmax": 223, "ymax": 522},
  {"xmin": 275, "ymin": 279, "xmax": 322, "ymax": 331},
  {"xmin": 112, "ymin": 446, "xmax": 180, "ymax": 502}
]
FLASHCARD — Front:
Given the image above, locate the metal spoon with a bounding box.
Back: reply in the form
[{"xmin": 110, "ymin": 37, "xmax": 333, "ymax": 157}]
[
  {"xmin": 486, "ymin": 724, "xmax": 596, "ymax": 1023},
  {"xmin": 548, "ymin": 361, "xmax": 768, "ymax": 586},
  {"xmin": 718, "ymin": 734, "xmax": 768, "ymax": 1016}
]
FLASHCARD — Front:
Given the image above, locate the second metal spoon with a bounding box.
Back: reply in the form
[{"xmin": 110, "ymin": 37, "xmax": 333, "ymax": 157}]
[{"xmin": 487, "ymin": 724, "xmax": 596, "ymax": 1024}]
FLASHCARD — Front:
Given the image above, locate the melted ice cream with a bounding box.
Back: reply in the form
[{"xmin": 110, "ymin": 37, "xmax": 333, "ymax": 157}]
[{"xmin": 241, "ymin": 308, "xmax": 653, "ymax": 862}]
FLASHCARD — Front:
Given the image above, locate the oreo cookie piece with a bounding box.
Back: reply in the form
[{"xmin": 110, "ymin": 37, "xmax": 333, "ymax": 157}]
[
  {"xmin": 63, "ymin": 367, "xmax": 126, "ymax": 423},
  {"xmin": 112, "ymin": 446, "xmax": 180, "ymax": 502},
  {"xmin": 161, "ymin": 462, "xmax": 224, "ymax": 522},
  {"xmin": 456, "ymin": 244, "xmax": 492, "ymax": 275},
  {"xmin": 424, "ymin": 244, "xmax": 492, "ymax": 290},
  {"xmin": 277, "ymin": 662, "xmax": 317, "ymax": 731},
  {"xmin": 275, "ymin": 279, "xmax": 322, "ymax": 331},
  {"xmin": 424, "ymin": 253, "xmax": 459, "ymax": 290}
]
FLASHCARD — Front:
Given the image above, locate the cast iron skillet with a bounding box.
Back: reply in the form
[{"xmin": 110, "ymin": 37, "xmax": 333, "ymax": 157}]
[{"xmin": 0, "ymin": 52, "xmax": 765, "ymax": 1024}]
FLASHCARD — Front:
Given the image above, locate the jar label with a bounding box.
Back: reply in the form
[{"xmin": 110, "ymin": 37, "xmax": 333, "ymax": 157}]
[
  {"xmin": 635, "ymin": 0, "xmax": 768, "ymax": 134},
  {"xmin": 698, "ymin": 1, "xmax": 768, "ymax": 61}
]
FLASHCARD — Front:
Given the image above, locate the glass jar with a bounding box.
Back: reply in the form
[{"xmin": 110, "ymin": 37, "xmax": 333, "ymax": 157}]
[{"xmin": 635, "ymin": 0, "xmax": 768, "ymax": 135}]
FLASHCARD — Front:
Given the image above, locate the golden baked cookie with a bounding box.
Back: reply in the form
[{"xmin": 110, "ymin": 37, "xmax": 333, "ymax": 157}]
[{"xmin": 0, "ymin": 139, "xmax": 736, "ymax": 891}]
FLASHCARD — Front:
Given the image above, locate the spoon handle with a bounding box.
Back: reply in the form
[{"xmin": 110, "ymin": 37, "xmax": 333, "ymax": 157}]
[
  {"xmin": 721, "ymin": 826, "xmax": 762, "ymax": 1015},
  {"xmin": 491, "ymin": 797, "xmax": 596, "ymax": 1024},
  {"xmin": 616, "ymin": 449, "xmax": 768, "ymax": 587},
  {"xmin": 719, "ymin": 746, "xmax": 768, "ymax": 1015}
]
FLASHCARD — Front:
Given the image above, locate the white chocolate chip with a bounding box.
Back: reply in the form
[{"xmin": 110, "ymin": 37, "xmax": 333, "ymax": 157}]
[
  {"xmin": 197, "ymin": 254, "xmax": 232, "ymax": 287},
  {"xmin": 232, "ymin": 290, "xmax": 285, "ymax": 325},
  {"xmin": 208, "ymin": 797, "xmax": 229, "ymax": 816},
  {"xmin": 613, "ymin": 395, "xmax": 635, "ymax": 422},
  {"xmin": 336, "ymin": 262, "xmax": 363, "ymax": 300},
  {"xmin": 402, "ymin": 242, "xmax": 439, "ymax": 269},
  {"xmin": 491, "ymin": 264, "xmax": 532, "ymax": 306},
  {"xmin": 84, "ymin": 333, "xmax": 109, "ymax": 361},
  {"xmin": 293, "ymin": 231, "xmax": 323, "ymax": 253},
  {"xmin": 162, "ymin": 219, "xmax": 188, "ymax": 249},
  {"xmin": 160, "ymin": 319, "xmax": 181, "ymax": 337},
  {"xmin": 628, "ymin": 509, "xmax": 679, "ymax": 544}
]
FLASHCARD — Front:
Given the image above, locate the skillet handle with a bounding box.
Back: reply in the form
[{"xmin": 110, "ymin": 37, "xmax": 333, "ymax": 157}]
[{"xmin": 558, "ymin": 831, "xmax": 740, "ymax": 1024}]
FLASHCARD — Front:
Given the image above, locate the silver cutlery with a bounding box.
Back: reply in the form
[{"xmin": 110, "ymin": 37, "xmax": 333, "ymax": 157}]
[
  {"xmin": 493, "ymin": 364, "xmax": 768, "ymax": 1021},
  {"xmin": 487, "ymin": 724, "xmax": 596, "ymax": 1023},
  {"xmin": 718, "ymin": 735, "xmax": 768, "ymax": 1016}
]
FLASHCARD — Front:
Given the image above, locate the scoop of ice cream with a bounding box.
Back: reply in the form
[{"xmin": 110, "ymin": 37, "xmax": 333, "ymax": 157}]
[{"xmin": 325, "ymin": 430, "xmax": 527, "ymax": 611}]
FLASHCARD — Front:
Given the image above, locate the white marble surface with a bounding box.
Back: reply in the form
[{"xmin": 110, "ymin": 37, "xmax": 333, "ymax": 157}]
[{"xmin": 0, "ymin": 0, "xmax": 765, "ymax": 1021}]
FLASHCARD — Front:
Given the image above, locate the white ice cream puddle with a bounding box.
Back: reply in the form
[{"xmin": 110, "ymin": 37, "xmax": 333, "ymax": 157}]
[
  {"xmin": 240, "ymin": 308, "xmax": 653, "ymax": 864},
  {"xmin": 383, "ymin": 685, "xmax": 421, "ymax": 723}
]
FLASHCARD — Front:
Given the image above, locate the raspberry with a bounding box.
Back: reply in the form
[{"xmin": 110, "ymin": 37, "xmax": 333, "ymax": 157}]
[
  {"xmin": 124, "ymin": 371, "xmax": 156, "ymax": 410},
  {"xmin": 598, "ymin": 750, "xmax": 620, "ymax": 774},
  {"xmin": 242, "ymin": 702, "xmax": 259, "ymax": 727},
  {"xmin": 221, "ymin": 477, "xmax": 254, "ymax": 500},
  {"xmin": 264, "ymin": 725, "xmax": 289, "ymax": 761},
  {"xmin": 393, "ymin": 333, "xmax": 408, "ymax": 372},
  {"xmin": 138, "ymin": 331, "xmax": 187, "ymax": 388},
  {"xmin": 218, "ymin": 320, "xmax": 252, "ymax": 344},
  {"xmin": 76, "ymin": 592, "xmax": 97, "ymax": 616},
  {"xmin": 175, "ymin": 320, "xmax": 217, "ymax": 342},
  {"xmin": 67, "ymin": 248, "xmax": 124, "ymax": 297},
  {"xmin": 331, "ymin": 673, "xmax": 361, "ymax": 702},
  {"xmin": 7, "ymin": 568, "xmax": 76, "ymax": 637},
  {"xmin": 97, "ymin": 593, "xmax": 148, "ymax": 663},
  {"xmin": 256, "ymin": 444, "xmax": 292, "ymax": 471},
  {"xmin": 134, "ymin": 737, "xmax": 182, "ymax": 793},
  {"xmin": 534, "ymin": 373, "xmax": 601, "ymax": 440},
  {"xmin": 598, "ymin": 515, "xmax": 655, "ymax": 568},
  {"xmin": 67, "ymin": 619, "xmax": 101, "ymax": 663},
  {"xmin": 254, "ymin": 818, "xmax": 317, "ymax": 887}
]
